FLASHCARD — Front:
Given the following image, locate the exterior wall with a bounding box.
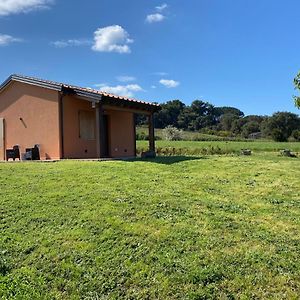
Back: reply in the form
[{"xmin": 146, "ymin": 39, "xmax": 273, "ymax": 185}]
[
  {"xmin": 62, "ymin": 98, "xmax": 136, "ymax": 159},
  {"xmin": 0, "ymin": 118, "xmax": 4, "ymax": 160},
  {"xmin": 0, "ymin": 82, "xmax": 138, "ymax": 160},
  {"xmin": 106, "ymin": 108, "xmax": 135, "ymax": 158},
  {"xmin": 0, "ymin": 81, "xmax": 60, "ymax": 160},
  {"xmin": 63, "ymin": 95, "xmax": 97, "ymax": 159}
]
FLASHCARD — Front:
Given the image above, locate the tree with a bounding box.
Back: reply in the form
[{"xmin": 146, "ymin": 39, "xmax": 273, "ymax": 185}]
[
  {"xmin": 154, "ymin": 100, "xmax": 185, "ymax": 128},
  {"xmin": 177, "ymin": 106, "xmax": 194, "ymax": 129},
  {"xmin": 215, "ymin": 106, "xmax": 244, "ymax": 118},
  {"xmin": 219, "ymin": 113, "xmax": 239, "ymax": 131},
  {"xmin": 188, "ymin": 100, "xmax": 217, "ymax": 130},
  {"xmin": 241, "ymin": 121, "xmax": 261, "ymax": 138},
  {"xmin": 262, "ymin": 112, "xmax": 300, "ymax": 142},
  {"xmin": 231, "ymin": 118, "xmax": 248, "ymax": 135},
  {"xmin": 294, "ymin": 71, "xmax": 300, "ymax": 108},
  {"xmin": 176, "ymin": 100, "xmax": 217, "ymax": 130}
]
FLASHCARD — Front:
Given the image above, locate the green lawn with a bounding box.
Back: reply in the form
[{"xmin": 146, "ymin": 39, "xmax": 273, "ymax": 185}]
[
  {"xmin": 137, "ymin": 140, "xmax": 300, "ymax": 155},
  {"xmin": 1, "ymin": 154, "xmax": 300, "ymax": 299}
]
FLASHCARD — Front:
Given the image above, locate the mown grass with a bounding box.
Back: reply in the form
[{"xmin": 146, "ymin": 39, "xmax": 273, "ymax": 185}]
[
  {"xmin": 1, "ymin": 154, "xmax": 300, "ymax": 299},
  {"xmin": 137, "ymin": 140, "xmax": 300, "ymax": 156}
]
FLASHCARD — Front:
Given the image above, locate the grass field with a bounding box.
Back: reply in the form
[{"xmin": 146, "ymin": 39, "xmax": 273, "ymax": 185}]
[
  {"xmin": 137, "ymin": 140, "xmax": 300, "ymax": 156},
  {"xmin": 1, "ymin": 153, "xmax": 300, "ymax": 299},
  {"xmin": 136, "ymin": 127, "xmax": 234, "ymax": 142}
]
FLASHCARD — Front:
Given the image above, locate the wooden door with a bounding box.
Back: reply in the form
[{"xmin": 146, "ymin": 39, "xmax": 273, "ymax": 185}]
[{"xmin": 102, "ymin": 115, "xmax": 110, "ymax": 157}]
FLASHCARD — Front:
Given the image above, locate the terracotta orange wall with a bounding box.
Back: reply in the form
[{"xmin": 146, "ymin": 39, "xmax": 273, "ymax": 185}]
[
  {"xmin": 63, "ymin": 95, "xmax": 97, "ymax": 158},
  {"xmin": 0, "ymin": 82, "xmax": 137, "ymax": 160},
  {"xmin": 106, "ymin": 108, "xmax": 135, "ymax": 158},
  {"xmin": 63, "ymin": 99, "xmax": 136, "ymax": 158},
  {"xmin": 0, "ymin": 81, "xmax": 60, "ymax": 160}
]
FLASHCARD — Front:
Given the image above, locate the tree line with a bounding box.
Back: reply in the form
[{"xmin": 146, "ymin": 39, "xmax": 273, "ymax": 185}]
[{"xmin": 137, "ymin": 99, "xmax": 300, "ymax": 142}]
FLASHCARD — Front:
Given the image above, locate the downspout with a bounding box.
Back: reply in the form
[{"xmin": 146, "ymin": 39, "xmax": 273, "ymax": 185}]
[{"xmin": 58, "ymin": 90, "xmax": 65, "ymax": 159}]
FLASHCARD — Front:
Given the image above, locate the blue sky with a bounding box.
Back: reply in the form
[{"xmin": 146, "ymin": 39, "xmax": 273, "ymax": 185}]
[{"xmin": 0, "ymin": 0, "xmax": 299, "ymax": 116}]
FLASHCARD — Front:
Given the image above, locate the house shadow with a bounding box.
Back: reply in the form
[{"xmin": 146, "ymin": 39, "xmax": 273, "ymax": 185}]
[{"xmin": 124, "ymin": 156, "xmax": 206, "ymax": 165}]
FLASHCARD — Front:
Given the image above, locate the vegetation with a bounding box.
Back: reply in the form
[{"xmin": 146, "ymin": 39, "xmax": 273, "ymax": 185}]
[
  {"xmin": 137, "ymin": 100, "xmax": 300, "ymax": 142},
  {"xmin": 294, "ymin": 71, "xmax": 300, "ymax": 108},
  {"xmin": 1, "ymin": 154, "xmax": 300, "ymax": 299},
  {"xmin": 162, "ymin": 126, "xmax": 183, "ymax": 141},
  {"xmin": 261, "ymin": 112, "xmax": 300, "ymax": 142},
  {"xmin": 137, "ymin": 140, "xmax": 300, "ymax": 157},
  {"xmin": 136, "ymin": 126, "xmax": 243, "ymax": 142}
]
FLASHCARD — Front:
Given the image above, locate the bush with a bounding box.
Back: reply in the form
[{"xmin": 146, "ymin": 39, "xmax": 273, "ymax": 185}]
[
  {"xmin": 200, "ymin": 128, "xmax": 218, "ymax": 135},
  {"xmin": 162, "ymin": 126, "xmax": 183, "ymax": 141},
  {"xmin": 217, "ymin": 130, "xmax": 232, "ymax": 137},
  {"xmin": 271, "ymin": 128, "xmax": 287, "ymax": 142},
  {"xmin": 136, "ymin": 131, "xmax": 148, "ymax": 140},
  {"xmin": 136, "ymin": 132, "xmax": 161, "ymax": 141},
  {"xmin": 291, "ymin": 130, "xmax": 300, "ymax": 141},
  {"xmin": 136, "ymin": 145, "xmax": 239, "ymax": 156}
]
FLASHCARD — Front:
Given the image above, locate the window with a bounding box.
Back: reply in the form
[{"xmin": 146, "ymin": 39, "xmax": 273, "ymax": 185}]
[{"xmin": 79, "ymin": 110, "xmax": 96, "ymax": 140}]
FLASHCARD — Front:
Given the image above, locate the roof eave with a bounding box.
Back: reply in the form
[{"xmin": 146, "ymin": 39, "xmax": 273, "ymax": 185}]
[
  {"xmin": 0, "ymin": 74, "xmax": 62, "ymax": 94},
  {"xmin": 12, "ymin": 75, "xmax": 61, "ymax": 91},
  {"xmin": 0, "ymin": 74, "xmax": 161, "ymax": 112},
  {"xmin": 0, "ymin": 75, "xmax": 14, "ymax": 93}
]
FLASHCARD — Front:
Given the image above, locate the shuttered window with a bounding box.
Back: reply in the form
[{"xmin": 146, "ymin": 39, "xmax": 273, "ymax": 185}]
[{"xmin": 79, "ymin": 111, "xmax": 96, "ymax": 140}]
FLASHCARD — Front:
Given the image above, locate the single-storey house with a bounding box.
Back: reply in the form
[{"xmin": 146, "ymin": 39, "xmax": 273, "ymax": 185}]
[{"xmin": 0, "ymin": 74, "xmax": 160, "ymax": 160}]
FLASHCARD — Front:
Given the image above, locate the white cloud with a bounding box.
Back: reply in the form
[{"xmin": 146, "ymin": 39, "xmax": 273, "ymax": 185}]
[
  {"xmin": 146, "ymin": 13, "xmax": 165, "ymax": 23},
  {"xmin": 146, "ymin": 3, "xmax": 168, "ymax": 23},
  {"xmin": 92, "ymin": 25, "xmax": 133, "ymax": 54},
  {"xmin": 156, "ymin": 3, "xmax": 168, "ymax": 11},
  {"xmin": 153, "ymin": 71, "xmax": 168, "ymax": 76},
  {"xmin": 51, "ymin": 39, "xmax": 91, "ymax": 48},
  {"xmin": 0, "ymin": 34, "xmax": 22, "ymax": 46},
  {"xmin": 159, "ymin": 79, "xmax": 180, "ymax": 88},
  {"xmin": 0, "ymin": 0, "xmax": 53, "ymax": 16},
  {"xmin": 94, "ymin": 83, "xmax": 108, "ymax": 88},
  {"xmin": 116, "ymin": 75, "xmax": 136, "ymax": 82},
  {"xmin": 96, "ymin": 84, "xmax": 143, "ymax": 97},
  {"xmin": 151, "ymin": 85, "xmax": 157, "ymax": 89}
]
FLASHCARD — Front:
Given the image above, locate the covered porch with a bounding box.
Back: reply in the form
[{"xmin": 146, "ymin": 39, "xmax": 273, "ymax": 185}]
[{"xmin": 59, "ymin": 86, "xmax": 160, "ymax": 159}]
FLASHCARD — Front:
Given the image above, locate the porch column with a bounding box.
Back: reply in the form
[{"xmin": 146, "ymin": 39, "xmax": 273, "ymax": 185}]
[
  {"xmin": 95, "ymin": 103, "xmax": 105, "ymax": 158},
  {"xmin": 148, "ymin": 112, "xmax": 155, "ymax": 152}
]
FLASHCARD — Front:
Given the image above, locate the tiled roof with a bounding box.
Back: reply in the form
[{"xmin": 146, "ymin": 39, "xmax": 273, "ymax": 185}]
[{"xmin": 1, "ymin": 74, "xmax": 160, "ymax": 110}]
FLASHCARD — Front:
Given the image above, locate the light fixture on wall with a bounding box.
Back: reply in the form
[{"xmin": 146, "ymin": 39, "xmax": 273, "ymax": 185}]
[{"xmin": 91, "ymin": 101, "xmax": 96, "ymax": 109}]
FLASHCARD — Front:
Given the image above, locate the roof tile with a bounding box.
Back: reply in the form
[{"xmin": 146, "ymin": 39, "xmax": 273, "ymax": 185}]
[{"xmin": 9, "ymin": 74, "xmax": 160, "ymax": 108}]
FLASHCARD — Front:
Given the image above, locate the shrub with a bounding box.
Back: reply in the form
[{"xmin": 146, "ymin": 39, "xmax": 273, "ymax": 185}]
[
  {"xmin": 136, "ymin": 132, "xmax": 161, "ymax": 141},
  {"xmin": 217, "ymin": 130, "xmax": 232, "ymax": 137},
  {"xmin": 271, "ymin": 128, "xmax": 287, "ymax": 142},
  {"xmin": 291, "ymin": 130, "xmax": 300, "ymax": 141},
  {"xmin": 162, "ymin": 126, "xmax": 183, "ymax": 141},
  {"xmin": 136, "ymin": 131, "xmax": 148, "ymax": 140},
  {"xmin": 136, "ymin": 145, "xmax": 239, "ymax": 157}
]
